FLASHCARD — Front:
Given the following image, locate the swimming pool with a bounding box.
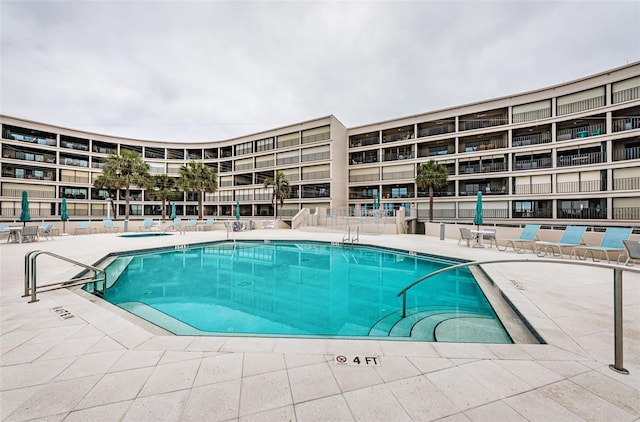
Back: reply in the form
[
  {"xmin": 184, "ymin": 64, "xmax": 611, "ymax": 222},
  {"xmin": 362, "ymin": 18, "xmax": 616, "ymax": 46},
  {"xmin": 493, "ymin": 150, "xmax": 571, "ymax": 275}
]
[{"xmin": 94, "ymin": 240, "xmax": 515, "ymax": 343}]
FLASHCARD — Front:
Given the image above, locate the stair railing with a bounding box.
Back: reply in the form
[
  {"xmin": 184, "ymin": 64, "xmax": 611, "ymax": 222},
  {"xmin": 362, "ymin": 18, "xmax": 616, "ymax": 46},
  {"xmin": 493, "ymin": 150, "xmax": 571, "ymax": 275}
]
[
  {"xmin": 396, "ymin": 257, "xmax": 640, "ymax": 375},
  {"xmin": 24, "ymin": 250, "xmax": 106, "ymax": 303}
]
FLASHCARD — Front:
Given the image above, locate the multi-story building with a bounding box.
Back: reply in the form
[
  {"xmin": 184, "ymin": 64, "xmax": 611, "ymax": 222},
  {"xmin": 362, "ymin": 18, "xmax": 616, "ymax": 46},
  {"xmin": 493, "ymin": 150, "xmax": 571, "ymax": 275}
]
[{"xmin": 1, "ymin": 62, "xmax": 639, "ymax": 227}]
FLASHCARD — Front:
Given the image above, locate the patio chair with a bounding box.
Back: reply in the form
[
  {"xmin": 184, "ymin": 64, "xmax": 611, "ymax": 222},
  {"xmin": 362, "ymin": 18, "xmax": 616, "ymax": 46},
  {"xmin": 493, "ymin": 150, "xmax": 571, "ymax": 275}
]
[
  {"xmin": 21, "ymin": 225, "xmax": 39, "ymax": 243},
  {"xmin": 458, "ymin": 227, "xmax": 474, "ymax": 247},
  {"xmin": 0, "ymin": 225, "xmax": 9, "ymax": 241},
  {"xmin": 496, "ymin": 224, "xmax": 540, "ymax": 253},
  {"xmin": 139, "ymin": 218, "xmax": 153, "ymax": 231},
  {"xmin": 165, "ymin": 218, "xmax": 185, "ymax": 234},
  {"xmin": 620, "ymin": 240, "xmax": 640, "ymax": 266},
  {"xmin": 483, "ymin": 229, "xmax": 497, "ymax": 248},
  {"xmin": 75, "ymin": 221, "xmax": 92, "ymax": 235},
  {"xmin": 40, "ymin": 224, "xmax": 56, "ymax": 240},
  {"xmin": 573, "ymin": 227, "xmax": 633, "ymax": 263},
  {"xmin": 535, "ymin": 226, "xmax": 587, "ymax": 258},
  {"xmin": 203, "ymin": 218, "xmax": 215, "ymax": 231},
  {"xmin": 102, "ymin": 219, "xmax": 120, "ymax": 233},
  {"xmin": 186, "ymin": 219, "xmax": 198, "ymax": 231}
]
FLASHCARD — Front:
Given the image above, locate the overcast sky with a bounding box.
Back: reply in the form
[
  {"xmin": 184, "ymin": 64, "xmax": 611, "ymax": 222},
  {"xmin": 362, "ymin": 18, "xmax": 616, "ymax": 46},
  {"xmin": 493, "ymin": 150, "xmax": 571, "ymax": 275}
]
[{"xmin": 1, "ymin": 1, "xmax": 639, "ymax": 143}]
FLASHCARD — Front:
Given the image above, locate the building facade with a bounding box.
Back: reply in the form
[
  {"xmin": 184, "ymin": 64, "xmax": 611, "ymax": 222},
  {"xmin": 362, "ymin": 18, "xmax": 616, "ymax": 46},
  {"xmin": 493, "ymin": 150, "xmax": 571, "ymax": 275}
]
[{"xmin": 1, "ymin": 63, "xmax": 639, "ymax": 226}]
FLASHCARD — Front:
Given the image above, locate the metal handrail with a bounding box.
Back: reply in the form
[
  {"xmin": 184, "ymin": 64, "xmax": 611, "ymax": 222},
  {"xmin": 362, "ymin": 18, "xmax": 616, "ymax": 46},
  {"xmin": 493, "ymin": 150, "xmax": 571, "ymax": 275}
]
[
  {"xmin": 24, "ymin": 250, "xmax": 106, "ymax": 303},
  {"xmin": 396, "ymin": 258, "xmax": 640, "ymax": 375}
]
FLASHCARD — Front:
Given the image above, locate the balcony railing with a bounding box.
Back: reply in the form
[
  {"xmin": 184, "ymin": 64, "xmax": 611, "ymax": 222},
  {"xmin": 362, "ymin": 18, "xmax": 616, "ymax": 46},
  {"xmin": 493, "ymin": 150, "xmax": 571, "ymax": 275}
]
[
  {"xmin": 301, "ymin": 152, "xmax": 330, "ymax": 162},
  {"xmin": 460, "ymin": 162, "xmax": 506, "ymax": 174},
  {"xmin": 514, "ymin": 183, "xmax": 552, "ymax": 195},
  {"xmin": 383, "ymin": 152, "xmax": 414, "ymax": 161},
  {"xmin": 382, "ymin": 171, "xmax": 414, "ymax": 180},
  {"xmin": 612, "ymin": 117, "xmax": 640, "ymax": 132},
  {"xmin": 612, "ymin": 146, "xmax": 640, "ymax": 161},
  {"xmin": 458, "ymin": 208, "xmax": 508, "ymax": 218},
  {"xmin": 613, "ymin": 207, "xmax": 640, "ymax": 220},
  {"xmin": 512, "ymin": 132, "xmax": 551, "ymax": 147},
  {"xmin": 349, "ymin": 174, "xmax": 379, "ymax": 183},
  {"xmin": 613, "ymin": 176, "xmax": 640, "ymax": 190},
  {"xmin": 557, "ymin": 96, "xmax": 604, "ymax": 115},
  {"xmin": 557, "ymin": 151, "xmax": 603, "ymax": 167},
  {"xmin": 461, "ymin": 116, "xmax": 507, "ymax": 131},
  {"xmin": 612, "ymin": 86, "xmax": 640, "ymax": 103},
  {"xmin": 513, "ymin": 157, "xmax": 552, "ymax": 170},
  {"xmin": 417, "ymin": 124, "xmax": 454, "ymax": 137},
  {"xmin": 557, "ymin": 124, "xmax": 604, "ymax": 141},
  {"xmin": 556, "ymin": 180, "xmax": 602, "ymax": 193},
  {"xmin": 559, "ymin": 208, "xmax": 607, "ymax": 219},
  {"xmin": 513, "ymin": 208, "xmax": 552, "ymax": 218},
  {"xmin": 302, "ymin": 170, "xmax": 330, "ymax": 180},
  {"xmin": 1, "ymin": 188, "xmax": 56, "ymax": 198},
  {"xmin": 0, "ymin": 207, "xmax": 53, "ymax": 217}
]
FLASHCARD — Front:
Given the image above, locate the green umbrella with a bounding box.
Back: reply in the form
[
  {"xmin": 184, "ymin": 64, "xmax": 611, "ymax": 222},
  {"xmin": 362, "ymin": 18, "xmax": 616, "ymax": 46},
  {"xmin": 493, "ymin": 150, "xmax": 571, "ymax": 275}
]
[
  {"xmin": 170, "ymin": 202, "xmax": 176, "ymax": 220},
  {"xmin": 61, "ymin": 198, "xmax": 69, "ymax": 234},
  {"xmin": 473, "ymin": 191, "xmax": 484, "ymax": 230},
  {"xmin": 374, "ymin": 190, "xmax": 380, "ymax": 210},
  {"xmin": 19, "ymin": 191, "xmax": 31, "ymax": 226},
  {"xmin": 235, "ymin": 201, "xmax": 241, "ymax": 220}
]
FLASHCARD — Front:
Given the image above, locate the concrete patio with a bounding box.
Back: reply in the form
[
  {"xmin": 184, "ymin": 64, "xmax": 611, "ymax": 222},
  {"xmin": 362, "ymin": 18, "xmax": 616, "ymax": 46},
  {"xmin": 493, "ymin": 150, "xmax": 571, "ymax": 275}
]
[{"xmin": 1, "ymin": 229, "xmax": 638, "ymax": 421}]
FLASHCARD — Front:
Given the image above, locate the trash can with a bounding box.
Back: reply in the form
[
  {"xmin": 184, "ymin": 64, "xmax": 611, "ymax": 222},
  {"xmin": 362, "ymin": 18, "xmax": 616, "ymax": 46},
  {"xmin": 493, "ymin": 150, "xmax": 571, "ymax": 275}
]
[
  {"xmin": 124, "ymin": 219, "xmax": 129, "ymax": 233},
  {"xmin": 439, "ymin": 222, "xmax": 445, "ymax": 240}
]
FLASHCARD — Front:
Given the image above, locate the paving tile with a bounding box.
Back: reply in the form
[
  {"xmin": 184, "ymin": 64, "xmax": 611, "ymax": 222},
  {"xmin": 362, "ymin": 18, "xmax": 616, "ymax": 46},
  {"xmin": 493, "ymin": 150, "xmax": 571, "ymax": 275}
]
[
  {"xmin": 54, "ymin": 350, "xmax": 125, "ymax": 381},
  {"xmin": 0, "ymin": 385, "xmax": 39, "ymax": 420},
  {"xmin": 407, "ymin": 356, "xmax": 455, "ymax": 374},
  {"xmin": 495, "ymin": 359, "xmax": 564, "ymax": 388},
  {"xmin": 243, "ymin": 352, "xmax": 286, "ymax": 377},
  {"xmin": 379, "ymin": 340, "xmax": 439, "ymax": 357},
  {"xmin": 432, "ymin": 343, "xmax": 497, "ymax": 359},
  {"xmin": 239, "ymin": 405, "xmax": 296, "ymax": 422},
  {"xmin": 294, "ymin": 394, "xmax": 354, "ymax": 422},
  {"xmin": 185, "ymin": 336, "xmax": 225, "ymax": 352},
  {"xmin": 571, "ymin": 371, "xmax": 640, "ymax": 416},
  {"xmin": 0, "ymin": 339, "xmax": 58, "ymax": 366},
  {"xmin": 435, "ymin": 413, "xmax": 472, "ymax": 422},
  {"xmin": 239, "ymin": 369, "xmax": 292, "ymax": 417},
  {"xmin": 108, "ymin": 326, "xmax": 154, "ymax": 349},
  {"xmin": 504, "ymin": 390, "xmax": 587, "ymax": 421},
  {"xmin": 387, "ymin": 375, "xmax": 460, "ymax": 420},
  {"xmin": 136, "ymin": 335, "xmax": 193, "ymax": 351},
  {"xmin": 0, "ymin": 330, "xmax": 38, "ymax": 354},
  {"xmin": 63, "ymin": 401, "xmax": 132, "ymax": 422},
  {"xmin": 539, "ymin": 380, "xmax": 637, "ymax": 421},
  {"xmin": 222, "ymin": 336, "xmax": 276, "ymax": 353},
  {"xmin": 158, "ymin": 350, "xmax": 204, "ymax": 365},
  {"xmin": 6, "ymin": 375, "xmax": 100, "ymax": 421},
  {"xmin": 181, "ymin": 379, "xmax": 241, "ymax": 421},
  {"xmin": 374, "ymin": 356, "xmax": 421, "ymax": 382},
  {"xmin": 193, "ymin": 352, "xmax": 243, "ymax": 387},
  {"xmin": 425, "ymin": 366, "xmax": 498, "ymax": 410},
  {"xmin": 86, "ymin": 335, "xmax": 127, "ymax": 353},
  {"xmin": 329, "ymin": 361, "xmax": 384, "ymax": 392},
  {"xmin": 344, "ymin": 384, "xmax": 412, "ymax": 422},
  {"xmin": 464, "ymin": 401, "xmax": 527, "ymax": 421},
  {"xmin": 288, "ymin": 361, "xmax": 341, "ymax": 403},
  {"xmin": 0, "ymin": 356, "xmax": 76, "ymax": 390},
  {"xmin": 536, "ymin": 360, "xmax": 591, "ymax": 378},
  {"xmin": 459, "ymin": 360, "xmax": 532, "ymax": 398},
  {"xmin": 75, "ymin": 367, "xmax": 154, "ymax": 409},
  {"xmin": 122, "ymin": 390, "xmax": 189, "ymax": 422},
  {"xmin": 37, "ymin": 335, "xmax": 103, "ymax": 361},
  {"xmin": 108, "ymin": 350, "xmax": 163, "ymax": 372},
  {"xmin": 139, "ymin": 358, "xmax": 201, "ymax": 397},
  {"xmin": 284, "ymin": 353, "xmax": 328, "ymax": 369}
]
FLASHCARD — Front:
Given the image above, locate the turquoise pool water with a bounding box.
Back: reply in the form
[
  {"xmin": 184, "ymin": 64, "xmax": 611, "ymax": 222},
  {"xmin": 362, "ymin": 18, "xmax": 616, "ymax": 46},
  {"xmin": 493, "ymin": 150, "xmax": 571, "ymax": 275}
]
[{"xmin": 98, "ymin": 241, "xmax": 512, "ymax": 343}]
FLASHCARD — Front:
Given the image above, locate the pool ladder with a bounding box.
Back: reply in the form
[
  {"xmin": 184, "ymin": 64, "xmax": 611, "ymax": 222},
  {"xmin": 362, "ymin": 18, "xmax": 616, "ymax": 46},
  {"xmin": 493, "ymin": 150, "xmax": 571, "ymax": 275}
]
[
  {"xmin": 342, "ymin": 225, "xmax": 359, "ymax": 246},
  {"xmin": 24, "ymin": 250, "xmax": 106, "ymax": 303}
]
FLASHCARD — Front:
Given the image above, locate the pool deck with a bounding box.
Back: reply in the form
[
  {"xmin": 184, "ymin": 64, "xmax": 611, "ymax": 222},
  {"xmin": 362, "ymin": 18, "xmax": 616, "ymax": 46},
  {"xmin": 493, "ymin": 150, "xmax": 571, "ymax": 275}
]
[{"xmin": 1, "ymin": 229, "xmax": 638, "ymax": 421}]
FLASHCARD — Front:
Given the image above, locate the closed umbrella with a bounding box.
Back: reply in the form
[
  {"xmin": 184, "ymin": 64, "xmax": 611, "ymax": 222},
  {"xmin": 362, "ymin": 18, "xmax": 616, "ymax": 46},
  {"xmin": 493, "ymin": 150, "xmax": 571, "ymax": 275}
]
[
  {"xmin": 20, "ymin": 191, "xmax": 31, "ymax": 226},
  {"xmin": 170, "ymin": 202, "xmax": 176, "ymax": 220},
  {"xmin": 235, "ymin": 201, "xmax": 241, "ymax": 220},
  {"xmin": 473, "ymin": 191, "xmax": 484, "ymax": 229},
  {"xmin": 61, "ymin": 198, "xmax": 69, "ymax": 234}
]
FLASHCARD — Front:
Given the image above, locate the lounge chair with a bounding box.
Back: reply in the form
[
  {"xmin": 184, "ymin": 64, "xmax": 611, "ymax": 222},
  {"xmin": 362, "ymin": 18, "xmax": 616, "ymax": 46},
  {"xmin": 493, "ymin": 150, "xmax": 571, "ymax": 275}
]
[
  {"xmin": 75, "ymin": 221, "xmax": 92, "ymax": 235},
  {"xmin": 186, "ymin": 219, "xmax": 198, "ymax": 231},
  {"xmin": 458, "ymin": 227, "xmax": 474, "ymax": 246},
  {"xmin": 496, "ymin": 224, "xmax": 540, "ymax": 253},
  {"xmin": 535, "ymin": 226, "xmax": 587, "ymax": 258},
  {"xmin": 0, "ymin": 225, "xmax": 9, "ymax": 241},
  {"xmin": 620, "ymin": 240, "xmax": 640, "ymax": 266},
  {"xmin": 102, "ymin": 219, "xmax": 119, "ymax": 233},
  {"xmin": 21, "ymin": 225, "xmax": 39, "ymax": 243},
  {"xmin": 165, "ymin": 218, "xmax": 185, "ymax": 234},
  {"xmin": 40, "ymin": 224, "xmax": 56, "ymax": 240},
  {"xmin": 139, "ymin": 218, "xmax": 153, "ymax": 231},
  {"xmin": 203, "ymin": 218, "xmax": 215, "ymax": 231},
  {"xmin": 573, "ymin": 227, "xmax": 633, "ymax": 263}
]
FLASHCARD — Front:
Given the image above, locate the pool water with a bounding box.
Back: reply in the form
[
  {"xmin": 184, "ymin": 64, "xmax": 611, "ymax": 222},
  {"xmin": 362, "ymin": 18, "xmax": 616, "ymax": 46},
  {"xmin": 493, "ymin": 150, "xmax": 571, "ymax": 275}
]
[
  {"xmin": 118, "ymin": 233, "xmax": 173, "ymax": 238},
  {"xmin": 97, "ymin": 241, "xmax": 512, "ymax": 343}
]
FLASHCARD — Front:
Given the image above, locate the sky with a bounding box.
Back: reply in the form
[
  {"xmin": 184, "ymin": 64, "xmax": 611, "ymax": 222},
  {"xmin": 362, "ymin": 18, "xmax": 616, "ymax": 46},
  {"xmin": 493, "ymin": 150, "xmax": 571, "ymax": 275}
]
[{"xmin": 1, "ymin": 1, "xmax": 639, "ymax": 143}]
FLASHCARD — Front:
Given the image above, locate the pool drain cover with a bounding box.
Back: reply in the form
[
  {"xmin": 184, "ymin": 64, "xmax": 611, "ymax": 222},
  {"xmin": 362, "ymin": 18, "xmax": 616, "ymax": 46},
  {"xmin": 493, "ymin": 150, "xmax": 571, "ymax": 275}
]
[{"xmin": 236, "ymin": 281, "xmax": 254, "ymax": 288}]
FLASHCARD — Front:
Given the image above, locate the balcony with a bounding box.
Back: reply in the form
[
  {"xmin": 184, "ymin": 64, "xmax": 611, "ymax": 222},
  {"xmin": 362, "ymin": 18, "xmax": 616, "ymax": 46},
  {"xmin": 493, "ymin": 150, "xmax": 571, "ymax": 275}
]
[
  {"xmin": 382, "ymin": 170, "xmax": 414, "ymax": 181},
  {"xmin": 417, "ymin": 122, "xmax": 454, "ymax": 138},
  {"xmin": 382, "ymin": 125, "xmax": 414, "ymax": 143},
  {"xmin": 613, "ymin": 207, "xmax": 640, "ymax": 220},
  {"xmin": 3, "ymin": 125, "xmax": 57, "ymax": 146},
  {"xmin": 613, "ymin": 117, "xmax": 640, "ymax": 132},
  {"xmin": 301, "ymin": 151, "xmax": 330, "ymax": 162},
  {"xmin": 613, "ymin": 176, "xmax": 640, "ymax": 190},
  {"xmin": 556, "ymin": 124, "xmax": 604, "ymax": 141},
  {"xmin": 461, "ymin": 137, "xmax": 506, "ymax": 152},
  {"xmin": 514, "ymin": 183, "xmax": 551, "ymax": 195},
  {"xmin": 1, "ymin": 187, "xmax": 56, "ymax": 199},
  {"xmin": 349, "ymin": 133, "xmax": 380, "ymax": 148},
  {"xmin": 512, "ymin": 131, "xmax": 551, "ymax": 147},
  {"xmin": 556, "ymin": 180, "xmax": 602, "ymax": 193},
  {"xmin": 460, "ymin": 161, "xmax": 506, "ymax": 174},
  {"xmin": 557, "ymin": 151, "xmax": 603, "ymax": 167},
  {"xmin": 2, "ymin": 166, "xmax": 56, "ymax": 181},
  {"xmin": 2, "ymin": 147, "xmax": 56, "ymax": 164},
  {"xmin": 459, "ymin": 110, "xmax": 508, "ymax": 131},
  {"xmin": 513, "ymin": 157, "xmax": 552, "ymax": 170}
]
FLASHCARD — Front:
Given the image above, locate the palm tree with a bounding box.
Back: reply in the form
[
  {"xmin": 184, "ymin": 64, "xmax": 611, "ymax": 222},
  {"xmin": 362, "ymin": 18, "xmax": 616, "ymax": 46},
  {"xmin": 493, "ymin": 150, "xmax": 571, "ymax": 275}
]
[
  {"xmin": 263, "ymin": 170, "xmax": 291, "ymax": 219},
  {"xmin": 416, "ymin": 160, "xmax": 448, "ymax": 222},
  {"xmin": 93, "ymin": 150, "xmax": 153, "ymax": 220},
  {"xmin": 152, "ymin": 174, "xmax": 179, "ymax": 220},
  {"xmin": 178, "ymin": 161, "xmax": 218, "ymax": 219}
]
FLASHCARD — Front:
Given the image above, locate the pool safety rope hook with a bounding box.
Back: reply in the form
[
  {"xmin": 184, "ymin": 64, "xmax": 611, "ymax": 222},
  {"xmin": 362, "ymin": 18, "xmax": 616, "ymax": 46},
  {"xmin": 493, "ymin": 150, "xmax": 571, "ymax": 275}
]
[{"xmin": 397, "ymin": 257, "xmax": 640, "ymax": 375}]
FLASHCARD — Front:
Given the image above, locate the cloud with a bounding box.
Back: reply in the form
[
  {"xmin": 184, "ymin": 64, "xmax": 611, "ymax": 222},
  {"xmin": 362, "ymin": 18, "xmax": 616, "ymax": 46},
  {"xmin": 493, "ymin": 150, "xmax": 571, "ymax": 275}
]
[{"xmin": 1, "ymin": 1, "xmax": 638, "ymax": 142}]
